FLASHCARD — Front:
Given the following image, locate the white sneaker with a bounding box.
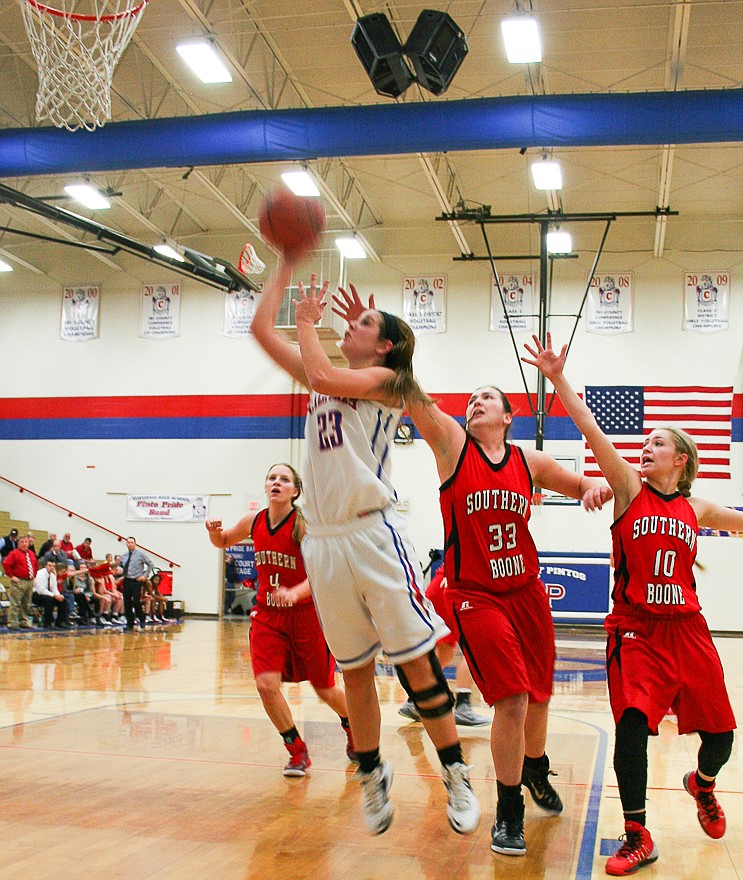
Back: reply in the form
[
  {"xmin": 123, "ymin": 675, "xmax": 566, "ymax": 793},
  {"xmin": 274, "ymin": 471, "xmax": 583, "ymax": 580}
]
[
  {"xmin": 359, "ymin": 761, "xmax": 394, "ymax": 834},
  {"xmin": 442, "ymin": 763, "xmax": 480, "ymax": 834}
]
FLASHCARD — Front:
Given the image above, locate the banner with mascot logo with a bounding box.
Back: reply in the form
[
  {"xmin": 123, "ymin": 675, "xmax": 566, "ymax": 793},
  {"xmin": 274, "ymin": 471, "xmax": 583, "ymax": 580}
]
[
  {"xmin": 127, "ymin": 495, "xmax": 209, "ymax": 522},
  {"xmin": 490, "ymin": 273, "xmax": 535, "ymax": 332},
  {"xmin": 224, "ymin": 289, "xmax": 257, "ymax": 337},
  {"xmin": 402, "ymin": 275, "xmax": 447, "ymax": 335},
  {"xmin": 140, "ymin": 283, "xmax": 181, "ymax": 338},
  {"xmin": 61, "ymin": 284, "xmax": 100, "ymax": 340},
  {"xmin": 586, "ymin": 272, "xmax": 633, "ymax": 335},
  {"xmin": 683, "ymin": 271, "xmax": 730, "ymax": 333}
]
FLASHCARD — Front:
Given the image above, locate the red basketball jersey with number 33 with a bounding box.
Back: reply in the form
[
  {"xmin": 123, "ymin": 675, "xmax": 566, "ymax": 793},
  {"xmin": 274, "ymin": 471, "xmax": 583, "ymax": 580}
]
[{"xmin": 440, "ymin": 438, "xmax": 540, "ymax": 594}]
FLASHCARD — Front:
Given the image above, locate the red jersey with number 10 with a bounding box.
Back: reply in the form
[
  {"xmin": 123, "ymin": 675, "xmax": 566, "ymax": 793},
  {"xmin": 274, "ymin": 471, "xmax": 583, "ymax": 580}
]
[
  {"xmin": 611, "ymin": 483, "xmax": 700, "ymax": 616},
  {"xmin": 440, "ymin": 439, "xmax": 539, "ymax": 594},
  {"xmin": 250, "ymin": 508, "xmax": 311, "ymax": 608}
]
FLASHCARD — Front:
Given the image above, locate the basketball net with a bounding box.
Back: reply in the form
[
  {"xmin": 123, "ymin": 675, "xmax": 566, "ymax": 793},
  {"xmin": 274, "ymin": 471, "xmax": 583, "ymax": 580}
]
[
  {"xmin": 20, "ymin": 0, "xmax": 149, "ymax": 131},
  {"xmin": 238, "ymin": 242, "xmax": 266, "ymax": 275}
]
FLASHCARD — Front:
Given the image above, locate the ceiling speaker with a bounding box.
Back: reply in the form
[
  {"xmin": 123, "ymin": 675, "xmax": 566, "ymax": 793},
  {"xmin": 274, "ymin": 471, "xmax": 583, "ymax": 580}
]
[
  {"xmin": 403, "ymin": 10, "xmax": 468, "ymax": 96},
  {"xmin": 351, "ymin": 13, "xmax": 415, "ymax": 99}
]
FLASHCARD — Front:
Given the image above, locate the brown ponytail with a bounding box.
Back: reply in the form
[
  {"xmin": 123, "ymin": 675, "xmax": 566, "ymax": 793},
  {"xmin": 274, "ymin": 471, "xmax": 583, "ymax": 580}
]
[
  {"xmin": 377, "ymin": 313, "xmax": 432, "ymax": 407},
  {"xmin": 661, "ymin": 427, "xmax": 699, "ymax": 497}
]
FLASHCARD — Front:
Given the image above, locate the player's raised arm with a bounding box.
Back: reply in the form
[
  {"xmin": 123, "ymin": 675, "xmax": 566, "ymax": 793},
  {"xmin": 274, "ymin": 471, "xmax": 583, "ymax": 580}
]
[
  {"xmin": 522, "ymin": 333, "xmax": 640, "ymax": 516},
  {"xmin": 251, "ymin": 255, "xmax": 310, "ymax": 388}
]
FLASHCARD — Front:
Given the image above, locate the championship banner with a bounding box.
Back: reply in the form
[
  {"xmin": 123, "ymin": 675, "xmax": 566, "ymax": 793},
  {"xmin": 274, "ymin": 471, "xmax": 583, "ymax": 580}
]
[
  {"xmin": 586, "ymin": 272, "xmax": 633, "ymax": 335},
  {"xmin": 127, "ymin": 495, "xmax": 209, "ymax": 522},
  {"xmin": 223, "ymin": 289, "xmax": 257, "ymax": 337},
  {"xmin": 489, "ymin": 273, "xmax": 535, "ymax": 333},
  {"xmin": 402, "ymin": 275, "xmax": 446, "ymax": 336},
  {"xmin": 140, "ymin": 283, "xmax": 181, "ymax": 338},
  {"xmin": 683, "ymin": 271, "xmax": 730, "ymax": 333},
  {"xmin": 60, "ymin": 284, "xmax": 100, "ymax": 341}
]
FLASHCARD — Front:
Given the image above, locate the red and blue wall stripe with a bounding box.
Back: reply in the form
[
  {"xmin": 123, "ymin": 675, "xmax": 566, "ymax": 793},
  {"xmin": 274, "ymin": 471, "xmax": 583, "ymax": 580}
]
[{"xmin": 1, "ymin": 393, "xmax": 741, "ymax": 442}]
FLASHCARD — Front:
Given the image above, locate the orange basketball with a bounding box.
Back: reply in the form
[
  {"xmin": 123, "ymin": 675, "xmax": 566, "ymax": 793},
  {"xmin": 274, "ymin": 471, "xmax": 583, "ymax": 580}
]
[{"xmin": 258, "ymin": 187, "xmax": 326, "ymax": 255}]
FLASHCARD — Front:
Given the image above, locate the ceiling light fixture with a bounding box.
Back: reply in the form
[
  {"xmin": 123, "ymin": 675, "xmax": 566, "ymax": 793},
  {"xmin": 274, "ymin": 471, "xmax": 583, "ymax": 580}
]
[
  {"xmin": 154, "ymin": 243, "xmax": 186, "ymax": 262},
  {"xmin": 64, "ymin": 183, "xmax": 110, "ymax": 210},
  {"xmin": 501, "ymin": 17, "xmax": 542, "ymax": 64},
  {"xmin": 0, "ymin": 259, "xmax": 13, "ymax": 272},
  {"xmin": 336, "ymin": 237, "xmax": 366, "ymax": 259},
  {"xmin": 281, "ymin": 170, "xmax": 320, "ymax": 197},
  {"xmin": 176, "ymin": 42, "xmax": 232, "ymax": 84},
  {"xmin": 546, "ymin": 230, "xmax": 572, "ymax": 254},
  {"xmin": 531, "ymin": 158, "xmax": 563, "ymax": 190}
]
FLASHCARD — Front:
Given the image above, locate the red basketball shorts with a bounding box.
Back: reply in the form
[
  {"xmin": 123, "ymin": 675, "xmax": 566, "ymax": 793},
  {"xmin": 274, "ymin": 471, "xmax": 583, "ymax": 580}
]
[
  {"xmin": 448, "ymin": 578, "xmax": 555, "ymax": 705},
  {"xmin": 249, "ymin": 601, "xmax": 336, "ymax": 690},
  {"xmin": 605, "ymin": 610, "xmax": 736, "ymax": 736},
  {"xmin": 426, "ymin": 570, "xmax": 459, "ymax": 647}
]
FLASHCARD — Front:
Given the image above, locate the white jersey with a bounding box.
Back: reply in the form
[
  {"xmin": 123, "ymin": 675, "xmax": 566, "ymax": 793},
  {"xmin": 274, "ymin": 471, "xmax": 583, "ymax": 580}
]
[{"xmin": 302, "ymin": 392, "xmax": 400, "ymax": 526}]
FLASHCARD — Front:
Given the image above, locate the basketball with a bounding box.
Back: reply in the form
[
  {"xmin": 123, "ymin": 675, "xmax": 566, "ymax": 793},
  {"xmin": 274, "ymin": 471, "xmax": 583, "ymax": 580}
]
[{"xmin": 258, "ymin": 187, "xmax": 326, "ymax": 255}]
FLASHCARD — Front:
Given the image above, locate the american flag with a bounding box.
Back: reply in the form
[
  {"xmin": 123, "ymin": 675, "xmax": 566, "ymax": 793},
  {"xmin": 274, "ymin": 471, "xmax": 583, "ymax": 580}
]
[{"xmin": 583, "ymin": 386, "xmax": 733, "ymax": 480}]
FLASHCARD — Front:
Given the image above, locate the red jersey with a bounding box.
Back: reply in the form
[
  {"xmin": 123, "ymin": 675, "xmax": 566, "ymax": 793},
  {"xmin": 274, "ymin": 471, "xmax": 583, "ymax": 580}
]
[
  {"xmin": 611, "ymin": 482, "xmax": 700, "ymax": 616},
  {"xmin": 440, "ymin": 438, "xmax": 539, "ymax": 594},
  {"xmin": 250, "ymin": 508, "xmax": 310, "ymax": 608}
]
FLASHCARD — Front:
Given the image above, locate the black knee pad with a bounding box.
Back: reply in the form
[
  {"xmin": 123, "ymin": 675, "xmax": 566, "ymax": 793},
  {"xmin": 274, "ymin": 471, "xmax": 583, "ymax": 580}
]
[
  {"xmin": 396, "ymin": 651, "xmax": 455, "ymax": 719},
  {"xmin": 698, "ymin": 730, "xmax": 734, "ymax": 778}
]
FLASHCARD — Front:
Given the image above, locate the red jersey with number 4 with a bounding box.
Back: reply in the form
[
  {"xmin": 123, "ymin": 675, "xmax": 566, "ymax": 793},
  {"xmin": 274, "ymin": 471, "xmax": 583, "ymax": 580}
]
[
  {"xmin": 440, "ymin": 438, "xmax": 539, "ymax": 594},
  {"xmin": 611, "ymin": 483, "xmax": 700, "ymax": 616},
  {"xmin": 250, "ymin": 508, "xmax": 311, "ymax": 608}
]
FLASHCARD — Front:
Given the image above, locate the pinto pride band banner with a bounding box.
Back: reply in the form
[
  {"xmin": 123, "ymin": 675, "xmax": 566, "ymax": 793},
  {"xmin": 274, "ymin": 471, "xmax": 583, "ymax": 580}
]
[{"xmin": 127, "ymin": 495, "xmax": 209, "ymax": 522}]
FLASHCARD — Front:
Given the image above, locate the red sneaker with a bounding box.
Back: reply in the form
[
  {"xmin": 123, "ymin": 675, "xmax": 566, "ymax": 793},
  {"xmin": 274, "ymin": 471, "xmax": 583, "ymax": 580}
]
[
  {"xmin": 283, "ymin": 740, "xmax": 311, "ymax": 777},
  {"xmin": 683, "ymin": 770, "xmax": 726, "ymax": 839},
  {"xmin": 605, "ymin": 821, "xmax": 659, "ymax": 876}
]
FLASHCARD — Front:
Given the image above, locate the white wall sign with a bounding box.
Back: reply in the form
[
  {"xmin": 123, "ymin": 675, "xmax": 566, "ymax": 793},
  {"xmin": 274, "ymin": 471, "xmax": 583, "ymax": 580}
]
[
  {"xmin": 224, "ymin": 289, "xmax": 257, "ymax": 337},
  {"xmin": 586, "ymin": 272, "xmax": 633, "ymax": 335},
  {"xmin": 61, "ymin": 284, "xmax": 100, "ymax": 341},
  {"xmin": 127, "ymin": 495, "xmax": 209, "ymax": 522},
  {"xmin": 683, "ymin": 271, "xmax": 730, "ymax": 333},
  {"xmin": 490, "ymin": 273, "xmax": 535, "ymax": 333},
  {"xmin": 402, "ymin": 275, "xmax": 447, "ymax": 335},
  {"xmin": 140, "ymin": 283, "xmax": 181, "ymax": 338}
]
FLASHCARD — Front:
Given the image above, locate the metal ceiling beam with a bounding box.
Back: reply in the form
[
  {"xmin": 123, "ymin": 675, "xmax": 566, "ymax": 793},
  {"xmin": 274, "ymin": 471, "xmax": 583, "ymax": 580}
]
[
  {"xmin": 176, "ymin": 0, "xmax": 381, "ymax": 261},
  {"xmin": 654, "ymin": 0, "xmax": 691, "ymax": 258}
]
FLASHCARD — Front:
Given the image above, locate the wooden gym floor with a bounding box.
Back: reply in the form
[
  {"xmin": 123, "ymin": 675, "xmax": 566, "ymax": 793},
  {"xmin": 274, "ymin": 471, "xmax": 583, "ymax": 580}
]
[{"xmin": 0, "ymin": 620, "xmax": 741, "ymax": 879}]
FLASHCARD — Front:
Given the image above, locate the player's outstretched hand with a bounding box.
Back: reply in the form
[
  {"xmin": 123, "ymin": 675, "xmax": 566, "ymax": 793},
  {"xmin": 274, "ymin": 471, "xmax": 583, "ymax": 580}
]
[
  {"xmin": 294, "ymin": 273, "xmax": 328, "ymax": 325},
  {"xmin": 582, "ymin": 484, "xmax": 614, "ymax": 512},
  {"xmin": 522, "ymin": 333, "xmax": 567, "ymax": 381},
  {"xmin": 331, "ymin": 283, "xmax": 375, "ymax": 324},
  {"xmin": 205, "ymin": 518, "xmax": 223, "ymax": 534}
]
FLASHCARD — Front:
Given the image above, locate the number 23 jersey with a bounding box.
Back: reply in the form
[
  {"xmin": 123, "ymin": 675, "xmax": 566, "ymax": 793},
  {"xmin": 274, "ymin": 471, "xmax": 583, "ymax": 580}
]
[
  {"xmin": 302, "ymin": 392, "xmax": 401, "ymax": 526},
  {"xmin": 440, "ymin": 438, "xmax": 539, "ymax": 593},
  {"xmin": 611, "ymin": 482, "xmax": 700, "ymax": 616}
]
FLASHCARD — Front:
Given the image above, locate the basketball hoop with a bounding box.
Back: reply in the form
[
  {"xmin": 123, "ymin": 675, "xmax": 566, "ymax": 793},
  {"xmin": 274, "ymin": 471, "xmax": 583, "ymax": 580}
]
[{"xmin": 20, "ymin": 0, "xmax": 149, "ymax": 131}]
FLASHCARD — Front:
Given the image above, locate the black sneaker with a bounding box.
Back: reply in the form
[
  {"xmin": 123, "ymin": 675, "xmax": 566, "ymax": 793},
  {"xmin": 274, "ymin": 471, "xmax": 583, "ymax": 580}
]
[
  {"xmin": 491, "ymin": 798, "xmax": 526, "ymax": 856},
  {"xmin": 522, "ymin": 757, "xmax": 563, "ymax": 815}
]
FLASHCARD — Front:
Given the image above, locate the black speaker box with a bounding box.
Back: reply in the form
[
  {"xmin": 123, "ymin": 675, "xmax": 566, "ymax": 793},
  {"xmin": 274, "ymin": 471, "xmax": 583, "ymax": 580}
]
[
  {"xmin": 404, "ymin": 10, "xmax": 468, "ymax": 96},
  {"xmin": 351, "ymin": 13, "xmax": 415, "ymax": 99}
]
